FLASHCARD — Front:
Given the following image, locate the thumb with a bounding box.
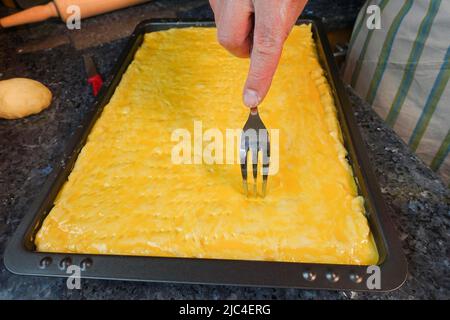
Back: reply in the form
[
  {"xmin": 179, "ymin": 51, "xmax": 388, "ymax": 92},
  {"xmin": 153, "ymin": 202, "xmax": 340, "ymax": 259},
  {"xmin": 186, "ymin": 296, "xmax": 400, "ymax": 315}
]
[{"xmin": 243, "ymin": 22, "xmax": 285, "ymax": 108}]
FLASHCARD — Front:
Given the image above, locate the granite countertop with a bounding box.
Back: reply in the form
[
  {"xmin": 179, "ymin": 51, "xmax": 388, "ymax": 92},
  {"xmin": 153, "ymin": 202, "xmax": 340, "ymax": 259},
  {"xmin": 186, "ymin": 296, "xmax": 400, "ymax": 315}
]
[{"xmin": 0, "ymin": 0, "xmax": 448, "ymax": 300}]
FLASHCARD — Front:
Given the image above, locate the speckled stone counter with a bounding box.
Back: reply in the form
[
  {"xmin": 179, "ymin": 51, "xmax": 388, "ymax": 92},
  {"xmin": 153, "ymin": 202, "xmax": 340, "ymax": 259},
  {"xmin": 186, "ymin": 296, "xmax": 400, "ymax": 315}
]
[{"xmin": 0, "ymin": 0, "xmax": 448, "ymax": 300}]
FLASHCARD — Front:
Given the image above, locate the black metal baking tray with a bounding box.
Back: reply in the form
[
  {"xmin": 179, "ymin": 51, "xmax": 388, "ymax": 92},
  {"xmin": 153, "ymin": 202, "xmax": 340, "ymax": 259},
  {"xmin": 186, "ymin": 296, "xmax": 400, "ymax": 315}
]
[{"xmin": 4, "ymin": 19, "xmax": 407, "ymax": 291}]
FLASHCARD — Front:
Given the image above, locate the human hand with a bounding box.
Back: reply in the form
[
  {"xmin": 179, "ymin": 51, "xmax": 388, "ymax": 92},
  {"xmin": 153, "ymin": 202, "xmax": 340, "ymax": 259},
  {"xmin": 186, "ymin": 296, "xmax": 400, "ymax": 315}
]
[{"xmin": 210, "ymin": 0, "xmax": 308, "ymax": 108}]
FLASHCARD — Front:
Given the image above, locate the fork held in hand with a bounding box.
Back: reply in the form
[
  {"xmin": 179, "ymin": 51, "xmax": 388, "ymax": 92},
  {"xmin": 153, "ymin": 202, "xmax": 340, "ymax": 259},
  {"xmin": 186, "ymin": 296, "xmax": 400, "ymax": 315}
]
[{"xmin": 240, "ymin": 107, "xmax": 270, "ymax": 197}]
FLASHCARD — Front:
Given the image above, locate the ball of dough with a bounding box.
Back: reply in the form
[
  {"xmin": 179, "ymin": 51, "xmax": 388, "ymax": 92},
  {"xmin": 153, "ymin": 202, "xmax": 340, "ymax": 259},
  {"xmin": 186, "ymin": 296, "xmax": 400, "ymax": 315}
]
[{"xmin": 0, "ymin": 78, "xmax": 52, "ymax": 119}]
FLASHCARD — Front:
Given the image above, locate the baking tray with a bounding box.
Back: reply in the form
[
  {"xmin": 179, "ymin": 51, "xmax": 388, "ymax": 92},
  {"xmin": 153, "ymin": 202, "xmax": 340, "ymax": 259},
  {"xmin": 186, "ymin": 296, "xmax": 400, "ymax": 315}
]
[{"xmin": 4, "ymin": 19, "xmax": 407, "ymax": 291}]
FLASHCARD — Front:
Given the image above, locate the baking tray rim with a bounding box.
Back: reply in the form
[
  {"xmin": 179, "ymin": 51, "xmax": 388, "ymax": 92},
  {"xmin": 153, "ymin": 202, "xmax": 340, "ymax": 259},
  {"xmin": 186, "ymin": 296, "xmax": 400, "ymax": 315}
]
[{"xmin": 4, "ymin": 19, "xmax": 407, "ymax": 292}]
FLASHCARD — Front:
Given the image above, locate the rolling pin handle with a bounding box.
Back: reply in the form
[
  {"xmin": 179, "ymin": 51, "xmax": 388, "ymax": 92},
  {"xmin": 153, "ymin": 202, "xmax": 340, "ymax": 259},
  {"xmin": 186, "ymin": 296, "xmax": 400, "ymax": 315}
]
[{"xmin": 0, "ymin": 2, "xmax": 59, "ymax": 28}]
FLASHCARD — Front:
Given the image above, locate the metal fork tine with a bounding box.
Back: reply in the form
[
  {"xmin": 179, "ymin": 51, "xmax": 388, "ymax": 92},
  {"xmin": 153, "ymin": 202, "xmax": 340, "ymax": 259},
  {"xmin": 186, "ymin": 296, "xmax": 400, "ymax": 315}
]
[
  {"xmin": 260, "ymin": 129, "xmax": 270, "ymax": 198},
  {"xmin": 240, "ymin": 107, "xmax": 270, "ymax": 198},
  {"xmin": 261, "ymin": 178, "xmax": 268, "ymax": 198},
  {"xmin": 240, "ymin": 134, "xmax": 249, "ymax": 196},
  {"xmin": 241, "ymin": 163, "xmax": 249, "ymax": 196},
  {"xmin": 251, "ymin": 147, "xmax": 258, "ymax": 196}
]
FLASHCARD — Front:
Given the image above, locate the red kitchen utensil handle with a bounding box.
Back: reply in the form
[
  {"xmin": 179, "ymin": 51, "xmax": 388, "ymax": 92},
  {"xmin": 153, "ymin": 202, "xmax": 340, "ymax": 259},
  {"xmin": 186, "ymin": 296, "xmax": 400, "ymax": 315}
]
[{"xmin": 88, "ymin": 74, "xmax": 103, "ymax": 96}]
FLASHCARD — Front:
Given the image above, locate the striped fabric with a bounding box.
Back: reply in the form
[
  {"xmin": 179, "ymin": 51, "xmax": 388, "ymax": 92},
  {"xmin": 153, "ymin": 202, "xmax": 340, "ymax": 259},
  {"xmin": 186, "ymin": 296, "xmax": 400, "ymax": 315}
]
[{"xmin": 343, "ymin": 0, "xmax": 450, "ymax": 184}]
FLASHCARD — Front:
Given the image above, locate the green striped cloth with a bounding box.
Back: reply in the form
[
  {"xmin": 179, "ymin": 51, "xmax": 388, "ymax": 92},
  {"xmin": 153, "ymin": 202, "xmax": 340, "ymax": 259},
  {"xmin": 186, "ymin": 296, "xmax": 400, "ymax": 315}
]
[{"xmin": 343, "ymin": 0, "xmax": 450, "ymax": 184}]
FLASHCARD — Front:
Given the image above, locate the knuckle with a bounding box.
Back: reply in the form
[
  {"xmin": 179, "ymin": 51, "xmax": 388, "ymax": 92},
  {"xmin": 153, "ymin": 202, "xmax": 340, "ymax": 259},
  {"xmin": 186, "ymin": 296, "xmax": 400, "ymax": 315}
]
[
  {"xmin": 253, "ymin": 33, "xmax": 284, "ymax": 55},
  {"xmin": 217, "ymin": 31, "xmax": 239, "ymax": 49}
]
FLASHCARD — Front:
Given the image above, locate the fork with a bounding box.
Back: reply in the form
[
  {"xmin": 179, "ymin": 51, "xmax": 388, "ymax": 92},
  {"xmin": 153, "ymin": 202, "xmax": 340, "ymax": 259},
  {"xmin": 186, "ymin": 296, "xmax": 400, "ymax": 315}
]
[{"xmin": 240, "ymin": 107, "xmax": 270, "ymax": 197}]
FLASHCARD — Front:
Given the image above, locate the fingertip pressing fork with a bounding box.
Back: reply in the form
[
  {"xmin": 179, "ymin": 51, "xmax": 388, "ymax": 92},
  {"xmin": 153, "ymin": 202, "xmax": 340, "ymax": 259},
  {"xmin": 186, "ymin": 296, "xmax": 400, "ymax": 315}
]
[{"xmin": 240, "ymin": 107, "xmax": 270, "ymax": 198}]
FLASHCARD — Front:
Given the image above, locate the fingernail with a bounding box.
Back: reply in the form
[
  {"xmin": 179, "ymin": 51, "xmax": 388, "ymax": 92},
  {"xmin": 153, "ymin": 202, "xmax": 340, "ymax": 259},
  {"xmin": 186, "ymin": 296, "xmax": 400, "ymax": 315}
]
[{"xmin": 243, "ymin": 89, "xmax": 260, "ymax": 108}]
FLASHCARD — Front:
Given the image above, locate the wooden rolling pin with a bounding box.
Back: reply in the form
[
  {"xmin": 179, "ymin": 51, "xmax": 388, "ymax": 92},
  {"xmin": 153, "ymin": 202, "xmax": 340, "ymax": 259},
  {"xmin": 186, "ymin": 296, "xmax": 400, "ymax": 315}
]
[{"xmin": 0, "ymin": 0, "xmax": 151, "ymax": 28}]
